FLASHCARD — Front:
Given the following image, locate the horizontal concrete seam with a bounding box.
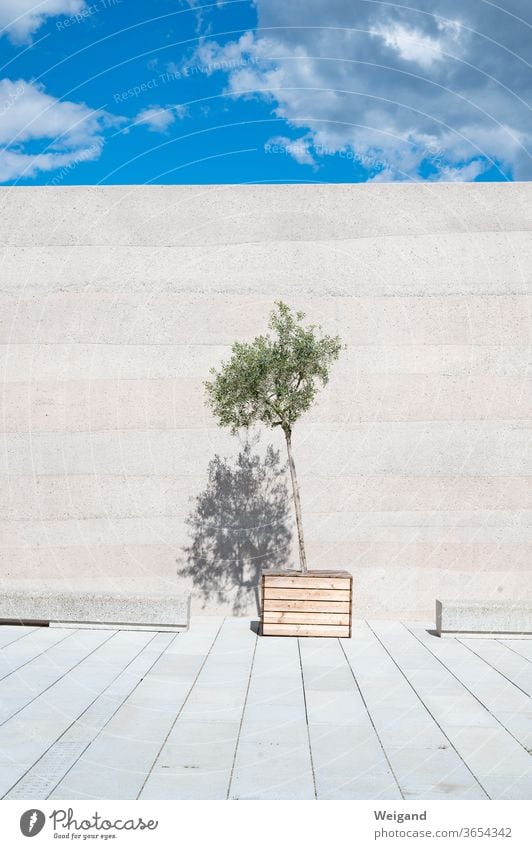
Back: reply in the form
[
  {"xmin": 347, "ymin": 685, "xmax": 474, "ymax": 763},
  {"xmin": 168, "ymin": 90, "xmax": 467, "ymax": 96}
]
[
  {"xmin": 3, "ymin": 291, "xmax": 532, "ymax": 300},
  {"xmin": 0, "ymin": 424, "xmax": 532, "ymax": 437},
  {"xmin": 3, "ymin": 375, "xmax": 532, "ymax": 384},
  {"xmin": 2, "ymin": 229, "xmax": 532, "ymax": 249},
  {"xmin": 3, "ymin": 474, "xmax": 532, "ymax": 481},
  {"xmin": 4, "ymin": 545, "xmax": 530, "ymax": 555},
  {"xmin": 2, "ymin": 420, "xmax": 532, "ymax": 436},
  {"xmin": 3, "ymin": 420, "xmax": 532, "ymax": 435},
  {"xmin": 4, "ymin": 510, "xmax": 532, "ymax": 523},
  {"xmin": 2, "ymin": 472, "xmax": 532, "ymax": 479},
  {"xmin": 3, "ymin": 292, "xmax": 532, "ymax": 300},
  {"xmin": 1, "ymin": 343, "xmax": 531, "ymax": 349}
]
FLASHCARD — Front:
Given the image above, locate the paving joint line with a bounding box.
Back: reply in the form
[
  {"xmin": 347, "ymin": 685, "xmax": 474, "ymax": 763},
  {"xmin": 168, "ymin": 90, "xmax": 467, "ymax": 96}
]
[
  {"xmin": 226, "ymin": 631, "xmax": 258, "ymax": 800},
  {"xmin": 43, "ymin": 632, "xmax": 177, "ymax": 800},
  {"xmin": 0, "ymin": 630, "xmax": 118, "ymax": 729},
  {"xmin": 0, "ymin": 627, "xmax": 39, "ymax": 651},
  {"xmin": 3, "ymin": 631, "xmax": 168, "ymax": 799},
  {"xmin": 404, "ymin": 624, "xmax": 532, "ymax": 756},
  {"xmin": 495, "ymin": 639, "xmax": 532, "ymax": 664},
  {"xmin": 136, "ymin": 617, "xmax": 226, "ymax": 799},
  {"xmin": 368, "ymin": 622, "xmax": 490, "ymax": 800},
  {"xmin": 457, "ymin": 638, "xmax": 531, "ymax": 698},
  {"xmin": 297, "ymin": 638, "xmax": 318, "ymax": 801},
  {"xmin": 0, "ymin": 629, "xmax": 78, "ymax": 684},
  {"xmin": 340, "ymin": 632, "xmax": 405, "ymax": 801}
]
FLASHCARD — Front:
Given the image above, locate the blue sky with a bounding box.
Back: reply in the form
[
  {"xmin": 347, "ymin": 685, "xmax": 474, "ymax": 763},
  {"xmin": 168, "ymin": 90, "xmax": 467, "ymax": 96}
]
[{"xmin": 0, "ymin": 0, "xmax": 530, "ymax": 185}]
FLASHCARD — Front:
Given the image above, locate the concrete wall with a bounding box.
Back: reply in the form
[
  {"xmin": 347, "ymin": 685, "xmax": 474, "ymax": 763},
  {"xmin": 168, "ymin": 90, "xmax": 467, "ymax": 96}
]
[{"xmin": 1, "ymin": 182, "xmax": 531, "ymax": 618}]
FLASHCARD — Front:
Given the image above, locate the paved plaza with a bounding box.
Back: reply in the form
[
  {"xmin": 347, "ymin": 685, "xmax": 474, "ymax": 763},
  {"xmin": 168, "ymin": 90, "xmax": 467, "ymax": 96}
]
[{"xmin": 0, "ymin": 617, "xmax": 530, "ymax": 800}]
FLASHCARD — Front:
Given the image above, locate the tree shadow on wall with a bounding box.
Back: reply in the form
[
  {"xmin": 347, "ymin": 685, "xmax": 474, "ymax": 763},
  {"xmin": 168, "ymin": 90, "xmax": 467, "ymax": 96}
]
[{"xmin": 178, "ymin": 440, "xmax": 292, "ymax": 615}]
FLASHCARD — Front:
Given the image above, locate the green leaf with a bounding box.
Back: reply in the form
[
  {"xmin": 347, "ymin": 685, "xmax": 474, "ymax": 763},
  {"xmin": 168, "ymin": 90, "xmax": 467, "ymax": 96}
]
[{"xmin": 205, "ymin": 302, "xmax": 343, "ymax": 434}]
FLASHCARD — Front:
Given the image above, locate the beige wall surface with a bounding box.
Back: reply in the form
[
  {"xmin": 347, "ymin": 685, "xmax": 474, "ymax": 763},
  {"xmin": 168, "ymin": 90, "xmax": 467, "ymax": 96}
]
[{"xmin": 0, "ymin": 182, "xmax": 531, "ymax": 618}]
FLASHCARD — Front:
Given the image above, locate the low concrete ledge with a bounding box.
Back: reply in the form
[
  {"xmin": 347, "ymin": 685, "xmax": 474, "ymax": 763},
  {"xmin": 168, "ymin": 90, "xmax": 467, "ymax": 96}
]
[
  {"xmin": 0, "ymin": 588, "xmax": 190, "ymax": 632},
  {"xmin": 436, "ymin": 599, "xmax": 532, "ymax": 638}
]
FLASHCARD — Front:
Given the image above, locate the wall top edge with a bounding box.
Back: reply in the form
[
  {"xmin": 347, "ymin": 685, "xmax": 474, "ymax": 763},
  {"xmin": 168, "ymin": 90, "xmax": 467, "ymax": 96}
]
[{"xmin": 0, "ymin": 181, "xmax": 530, "ymax": 192}]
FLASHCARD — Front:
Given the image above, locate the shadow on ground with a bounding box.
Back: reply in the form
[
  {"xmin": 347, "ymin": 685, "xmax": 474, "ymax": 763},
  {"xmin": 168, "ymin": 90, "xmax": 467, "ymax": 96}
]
[{"xmin": 178, "ymin": 440, "xmax": 292, "ymax": 615}]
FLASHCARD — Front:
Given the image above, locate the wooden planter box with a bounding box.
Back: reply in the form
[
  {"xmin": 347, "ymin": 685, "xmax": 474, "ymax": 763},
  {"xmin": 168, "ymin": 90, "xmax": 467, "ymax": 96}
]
[{"xmin": 261, "ymin": 570, "xmax": 353, "ymax": 637}]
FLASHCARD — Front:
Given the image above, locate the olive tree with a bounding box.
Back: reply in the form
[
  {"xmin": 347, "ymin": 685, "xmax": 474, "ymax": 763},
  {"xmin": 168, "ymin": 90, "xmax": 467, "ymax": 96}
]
[{"xmin": 204, "ymin": 302, "xmax": 342, "ymax": 573}]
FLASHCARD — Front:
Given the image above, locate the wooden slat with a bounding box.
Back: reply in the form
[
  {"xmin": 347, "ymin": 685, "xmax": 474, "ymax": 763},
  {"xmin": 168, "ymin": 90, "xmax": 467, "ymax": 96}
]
[
  {"xmin": 349, "ymin": 575, "xmax": 353, "ymax": 639},
  {"xmin": 263, "ymin": 570, "xmax": 351, "ymax": 577},
  {"xmin": 263, "ymin": 599, "xmax": 351, "ymax": 613},
  {"xmin": 261, "ymin": 571, "xmax": 353, "ymax": 639},
  {"xmin": 263, "ymin": 587, "xmax": 351, "ymax": 601},
  {"xmin": 263, "ymin": 612, "xmax": 350, "ymax": 625},
  {"xmin": 262, "ymin": 623, "xmax": 351, "ymax": 637},
  {"xmin": 264, "ymin": 576, "xmax": 351, "ymax": 590}
]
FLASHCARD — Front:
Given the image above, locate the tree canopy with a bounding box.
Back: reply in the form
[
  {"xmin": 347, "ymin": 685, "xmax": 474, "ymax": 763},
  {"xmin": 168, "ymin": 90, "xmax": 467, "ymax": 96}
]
[{"xmin": 205, "ymin": 301, "xmax": 343, "ymax": 435}]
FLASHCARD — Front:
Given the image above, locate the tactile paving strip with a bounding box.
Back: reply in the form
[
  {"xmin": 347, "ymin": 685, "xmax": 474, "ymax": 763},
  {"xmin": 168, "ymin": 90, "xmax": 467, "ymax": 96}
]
[{"xmin": 5, "ymin": 632, "xmax": 175, "ymax": 799}]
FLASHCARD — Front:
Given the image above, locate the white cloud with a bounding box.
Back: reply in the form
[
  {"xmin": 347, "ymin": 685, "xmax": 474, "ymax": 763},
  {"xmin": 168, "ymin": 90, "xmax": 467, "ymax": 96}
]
[
  {"xmin": 135, "ymin": 104, "xmax": 187, "ymax": 133},
  {"xmin": 432, "ymin": 159, "xmax": 485, "ymax": 182},
  {"xmin": 0, "ymin": 78, "xmax": 117, "ymax": 182},
  {"xmin": 135, "ymin": 107, "xmax": 176, "ymax": 133},
  {"xmin": 266, "ymin": 135, "xmax": 317, "ymax": 166},
  {"xmin": 187, "ymin": 0, "xmax": 532, "ymax": 181},
  {"xmin": 0, "ymin": 78, "xmax": 190, "ymax": 182},
  {"xmin": 0, "ymin": 0, "xmax": 85, "ymax": 42},
  {"xmin": 371, "ymin": 23, "xmax": 449, "ymax": 69},
  {"xmin": 0, "ymin": 145, "xmax": 101, "ymax": 183},
  {"xmin": 194, "ymin": 30, "xmax": 260, "ymax": 74},
  {"xmin": 0, "ymin": 78, "xmax": 111, "ymax": 147}
]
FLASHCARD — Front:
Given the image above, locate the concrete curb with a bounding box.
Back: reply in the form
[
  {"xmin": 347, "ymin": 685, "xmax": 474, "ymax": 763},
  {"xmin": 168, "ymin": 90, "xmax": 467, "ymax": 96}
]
[
  {"xmin": 436, "ymin": 599, "xmax": 532, "ymax": 638},
  {"xmin": 0, "ymin": 587, "xmax": 191, "ymax": 632}
]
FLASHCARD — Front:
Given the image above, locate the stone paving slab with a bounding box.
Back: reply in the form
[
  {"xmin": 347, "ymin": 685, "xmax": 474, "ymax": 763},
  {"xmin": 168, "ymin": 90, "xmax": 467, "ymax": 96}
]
[
  {"xmin": 0, "ymin": 626, "xmax": 37, "ymax": 650},
  {"xmin": 142, "ymin": 617, "xmax": 254, "ymax": 800},
  {"xmin": 406, "ymin": 624, "xmax": 532, "ymax": 749},
  {"xmin": 0, "ymin": 619, "xmax": 530, "ymax": 800},
  {"xmin": 372, "ymin": 621, "xmax": 532, "ymax": 801},
  {"xmin": 342, "ymin": 621, "xmax": 487, "ymax": 800},
  {"xmin": 0, "ymin": 627, "xmax": 72, "ymax": 681},
  {"xmin": 0, "ymin": 629, "xmax": 111, "ymax": 725},
  {"xmin": 0, "ymin": 631, "xmax": 151, "ymax": 796},
  {"xmin": 52, "ymin": 618, "xmax": 224, "ymax": 800},
  {"xmin": 478, "ymin": 641, "xmax": 532, "ymax": 692},
  {"xmin": 228, "ymin": 634, "xmax": 315, "ymax": 800},
  {"xmin": 5, "ymin": 632, "xmax": 175, "ymax": 800},
  {"xmin": 503, "ymin": 640, "xmax": 532, "ymax": 662}
]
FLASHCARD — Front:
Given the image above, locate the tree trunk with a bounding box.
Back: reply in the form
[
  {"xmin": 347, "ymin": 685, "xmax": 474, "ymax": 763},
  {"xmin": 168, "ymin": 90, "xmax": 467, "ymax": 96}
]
[{"xmin": 283, "ymin": 427, "xmax": 308, "ymax": 573}]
